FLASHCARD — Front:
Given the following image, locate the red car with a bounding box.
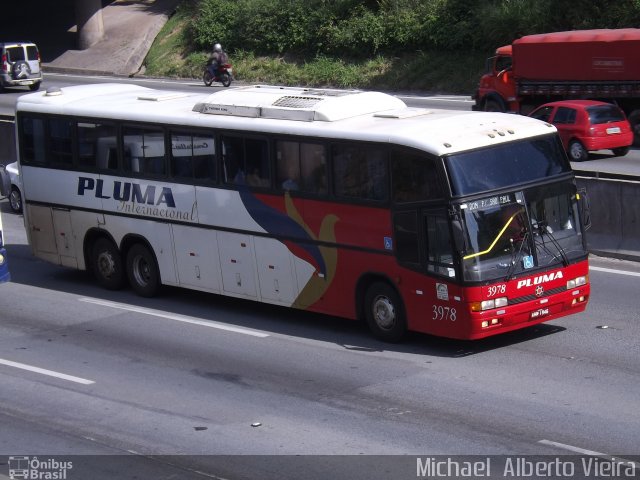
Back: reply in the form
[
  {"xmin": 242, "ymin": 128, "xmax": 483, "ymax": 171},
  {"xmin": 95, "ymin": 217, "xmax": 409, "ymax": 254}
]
[{"xmin": 529, "ymin": 100, "xmax": 633, "ymax": 161}]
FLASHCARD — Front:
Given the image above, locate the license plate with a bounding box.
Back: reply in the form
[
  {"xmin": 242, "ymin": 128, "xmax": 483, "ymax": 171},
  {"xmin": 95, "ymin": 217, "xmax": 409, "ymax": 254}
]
[
  {"xmin": 606, "ymin": 127, "xmax": 621, "ymax": 134},
  {"xmin": 530, "ymin": 307, "xmax": 550, "ymax": 319}
]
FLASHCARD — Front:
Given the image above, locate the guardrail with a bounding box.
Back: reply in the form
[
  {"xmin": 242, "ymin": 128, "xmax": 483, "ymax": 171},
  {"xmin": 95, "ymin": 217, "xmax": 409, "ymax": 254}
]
[{"xmin": 575, "ymin": 175, "xmax": 640, "ymax": 262}]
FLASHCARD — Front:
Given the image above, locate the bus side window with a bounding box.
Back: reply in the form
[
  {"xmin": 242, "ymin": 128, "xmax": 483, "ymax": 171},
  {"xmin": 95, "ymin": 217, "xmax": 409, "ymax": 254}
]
[
  {"xmin": 48, "ymin": 118, "xmax": 74, "ymax": 166},
  {"xmin": 332, "ymin": 144, "xmax": 388, "ymax": 201},
  {"xmin": 393, "ymin": 210, "xmax": 420, "ymax": 264},
  {"xmin": 276, "ymin": 140, "xmax": 326, "ymax": 194},
  {"xmin": 391, "ymin": 150, "xmax": 443, "ymax": 203},
  {"xmin": 301, "ymin": 143, "xmax": 327, "ymax": 194},
  {"xmin": 193, "ymin": 134, "xmax": 216, "ymax": 181},
  {"xmin": 223, "ymin": 136, "xmax": 270, "ymax": 188},
  {"xmin": 170, "ymin": 131, "xmax": 216, "ymax": 181},
  {"xmin": 276, "ymin": 140, "xmax": 301, "ymax": 191},
  {"xmin": 122, "ymin": 126, "xmax": 166, "ymax": 176},
  {"xmin": 78, "ymin": 122, "xmax": 118, "ymax": 170},
  {"xmin": 425, "ymin": 212, "xmax": 455, "ymax": 278},
  {"xmin": 245, "ymin": 138, "xmax": 270, "ymax": 188},
  {"xmin": 20, "ymin": 116, "xmax": 46, "ymax": 165},
  {"xmin": 222, "ymin": 136, "xmax": 244, "ymax": 185}
]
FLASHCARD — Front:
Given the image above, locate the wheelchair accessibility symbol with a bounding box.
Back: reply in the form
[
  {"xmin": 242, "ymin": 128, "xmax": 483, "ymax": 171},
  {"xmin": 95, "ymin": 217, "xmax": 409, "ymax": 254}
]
[{"xmin": 522, "ymin": 255, "xmax": 534, "ymax": 269}]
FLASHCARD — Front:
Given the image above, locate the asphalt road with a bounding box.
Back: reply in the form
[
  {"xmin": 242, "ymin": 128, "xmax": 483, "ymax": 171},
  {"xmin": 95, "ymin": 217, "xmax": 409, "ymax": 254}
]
[{"xmin": 1, "ymin": 198, "xmax": 640, "ymax": 479}]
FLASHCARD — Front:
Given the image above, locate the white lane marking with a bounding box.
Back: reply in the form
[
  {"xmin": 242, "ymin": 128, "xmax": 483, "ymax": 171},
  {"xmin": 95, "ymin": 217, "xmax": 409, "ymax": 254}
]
[
  {"xmin": 79, "ymin": 297, "xmax": 270, "ymax": 338},
  {"xmin": 0, "ymin": 358, "xmax": 95, "ymax": 385},
  {"xmin": 539, "ymin": 440, "xmax": 640, "ymax": 468},
  {"xmin": 538, "ymin": 439, "xmax": 607, "ymax": 456},
  {"xmin": 590, "ymin": 266, "xmax": 640, "ymax": 277}
]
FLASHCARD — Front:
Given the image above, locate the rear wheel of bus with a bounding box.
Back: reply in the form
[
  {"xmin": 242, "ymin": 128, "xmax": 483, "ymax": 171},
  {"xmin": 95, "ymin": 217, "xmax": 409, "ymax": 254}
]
[
  {"xmin": 364, "ymin": 282, "xmax": 407, "ymax": 342},
  {"xmin": 126, "ymin": 243, "xmax": 160, "ymax": 297},
  {"xmin": 91, "ymin": 237, "xmax": 125, "ymax": 290}
]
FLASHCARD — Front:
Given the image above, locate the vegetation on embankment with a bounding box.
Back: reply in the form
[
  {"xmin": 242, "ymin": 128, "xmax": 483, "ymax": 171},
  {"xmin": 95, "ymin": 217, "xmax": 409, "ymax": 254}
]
[{"xmin": 144, "ymin": 0, "xmax": 640, "ymax": 94}]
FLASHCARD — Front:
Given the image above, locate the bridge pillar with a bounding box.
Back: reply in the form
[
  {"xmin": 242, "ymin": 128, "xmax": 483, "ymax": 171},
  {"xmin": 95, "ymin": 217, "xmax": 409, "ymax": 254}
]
[{"xmin": 75, "ymin": 0, "xmax": 104, "ymax": 49}]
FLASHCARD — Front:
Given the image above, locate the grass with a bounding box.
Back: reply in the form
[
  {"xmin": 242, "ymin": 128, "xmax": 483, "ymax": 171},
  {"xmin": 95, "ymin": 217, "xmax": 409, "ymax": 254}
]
[{"xmin": 143, "ymin": 6, "xmax": 486, "ymax": 95}]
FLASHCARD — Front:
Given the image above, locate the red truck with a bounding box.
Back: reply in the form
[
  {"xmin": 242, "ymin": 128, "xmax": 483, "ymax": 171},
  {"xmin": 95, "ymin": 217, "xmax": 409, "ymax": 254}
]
[{"xmin": 473, "ymin": 28, "xmax": 640, "ymax": 144}]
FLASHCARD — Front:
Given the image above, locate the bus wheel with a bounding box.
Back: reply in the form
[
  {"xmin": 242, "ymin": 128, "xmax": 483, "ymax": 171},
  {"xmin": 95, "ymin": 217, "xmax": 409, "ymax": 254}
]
[
  {"xmin": 364, "ymin": 282, "xmax": 406, "ymax": 342},
  {"xmin": 126, "ymin": 243, "xmax": 160, "ymax": 297},
  {"xmin": 92, "ymin": 238, "xmax": 125, "ymax": 290}
]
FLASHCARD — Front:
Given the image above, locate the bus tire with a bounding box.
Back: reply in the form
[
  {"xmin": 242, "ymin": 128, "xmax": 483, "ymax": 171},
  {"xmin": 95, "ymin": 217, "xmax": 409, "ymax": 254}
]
[
  {"xmin": 126, "ymin": 243, "xmax": 160, "ymax": 297},
  {"xmin": 91, "ymin": 237, "xmax": 125, "ymax": 290},
  {"xmin": 364, "ymin": 282, "xmax": 407, "ymax": 343}
]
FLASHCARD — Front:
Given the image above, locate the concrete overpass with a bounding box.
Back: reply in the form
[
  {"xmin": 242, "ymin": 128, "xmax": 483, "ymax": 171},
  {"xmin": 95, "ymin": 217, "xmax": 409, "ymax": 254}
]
[{"xmin": 1, "ymin": 0, "xmax": 180, "ymax": 76}]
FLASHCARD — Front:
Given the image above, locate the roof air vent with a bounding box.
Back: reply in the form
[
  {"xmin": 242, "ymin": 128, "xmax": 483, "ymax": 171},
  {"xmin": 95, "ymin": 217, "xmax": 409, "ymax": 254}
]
[{"xmin": 272, "ymin": 96, "xmax": 323, "ymax": 109}]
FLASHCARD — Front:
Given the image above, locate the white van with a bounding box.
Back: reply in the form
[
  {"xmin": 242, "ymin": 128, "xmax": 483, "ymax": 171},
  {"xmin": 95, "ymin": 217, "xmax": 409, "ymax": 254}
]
[{"xmin": 1, "ymin": 42, "xmax": 43, "ymax": 91}]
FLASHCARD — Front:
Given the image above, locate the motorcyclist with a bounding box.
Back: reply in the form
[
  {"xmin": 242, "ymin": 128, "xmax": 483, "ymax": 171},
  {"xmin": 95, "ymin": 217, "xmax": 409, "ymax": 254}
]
[{"xmin": 207, "ymin": 43, "xmax": 228, "ymax": 79}]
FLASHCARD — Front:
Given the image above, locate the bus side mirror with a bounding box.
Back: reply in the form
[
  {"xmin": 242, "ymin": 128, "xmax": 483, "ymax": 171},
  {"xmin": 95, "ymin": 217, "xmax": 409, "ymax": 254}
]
[
  {"xmin": 577, "ymin": 188, "xmax": 591, "ymax": 231},
  {"xmin": 0, "ymin": 165, "xmax": 10, "ymax": 197}
]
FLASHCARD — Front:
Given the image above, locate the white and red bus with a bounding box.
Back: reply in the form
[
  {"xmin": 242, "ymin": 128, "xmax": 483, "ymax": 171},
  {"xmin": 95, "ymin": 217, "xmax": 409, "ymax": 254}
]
[{"xmin": 15, "ymin": 83, "xmax": 590, "ymax": 340}]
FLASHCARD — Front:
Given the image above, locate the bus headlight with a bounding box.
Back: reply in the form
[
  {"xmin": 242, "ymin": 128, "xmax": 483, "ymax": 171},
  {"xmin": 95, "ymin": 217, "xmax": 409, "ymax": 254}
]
[
  {"xmin": 0, "ymin": 253, "xmax": 5, "ymax": 265},
  {"xmin": 471, "ymin": 297, "xmax": 508, "ymax": 312},
  {"xmin": 567, "ymin": 275, "xmax": 588, "ymax": 289}
]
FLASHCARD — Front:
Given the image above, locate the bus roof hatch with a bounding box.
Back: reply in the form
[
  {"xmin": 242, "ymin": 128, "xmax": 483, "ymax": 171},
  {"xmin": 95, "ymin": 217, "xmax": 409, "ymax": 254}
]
[{"xmin": 192, "ymin": 85, "xmax": 407, "ymax": 122}]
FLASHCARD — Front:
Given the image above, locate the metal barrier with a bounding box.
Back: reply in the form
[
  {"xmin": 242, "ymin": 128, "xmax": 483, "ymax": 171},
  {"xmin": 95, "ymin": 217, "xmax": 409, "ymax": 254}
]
[{"xmin": 576, "ymin": 176, "xmax": 640, "ymax": 262}]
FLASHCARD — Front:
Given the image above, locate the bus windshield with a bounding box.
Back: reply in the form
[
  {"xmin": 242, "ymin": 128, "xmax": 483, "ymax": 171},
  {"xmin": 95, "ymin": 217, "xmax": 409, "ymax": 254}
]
[
  {"xmin": 445, "ymin": 135, "xmax": 570, "ymax": 196},
  {"xmin": 456, "ymin": 183, "xmax": 585, "ymax": 282}
]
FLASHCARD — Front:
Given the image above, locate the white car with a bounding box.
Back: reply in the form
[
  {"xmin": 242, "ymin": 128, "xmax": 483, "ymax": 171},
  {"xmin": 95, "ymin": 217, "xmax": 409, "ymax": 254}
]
[
  {"xmin": 2, "ymin": 162, "xmax": 22, "ymax": 213},
  {"xmin": 0, "ymin": 42, "xmax": 43, "ymax": 92}
]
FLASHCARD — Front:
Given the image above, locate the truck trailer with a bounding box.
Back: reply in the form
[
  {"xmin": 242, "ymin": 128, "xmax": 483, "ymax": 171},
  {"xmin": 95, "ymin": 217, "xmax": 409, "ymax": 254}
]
[{"xmin": 473, "ymin": 29, "xmax": 640, "ymax": 144}]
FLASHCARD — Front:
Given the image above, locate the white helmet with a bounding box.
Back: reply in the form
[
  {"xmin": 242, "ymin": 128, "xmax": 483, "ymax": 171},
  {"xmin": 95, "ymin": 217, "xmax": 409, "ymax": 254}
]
[{"xmin": 214, "ymin": 43, "xmax": 222, "ymax": 52}]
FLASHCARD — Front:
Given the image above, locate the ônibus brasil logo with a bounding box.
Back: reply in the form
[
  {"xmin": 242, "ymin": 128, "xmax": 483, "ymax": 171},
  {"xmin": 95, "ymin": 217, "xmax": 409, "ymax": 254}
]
[{"xmin": 7, "ymin": 456, "xmax": 73, "ymax": 479}]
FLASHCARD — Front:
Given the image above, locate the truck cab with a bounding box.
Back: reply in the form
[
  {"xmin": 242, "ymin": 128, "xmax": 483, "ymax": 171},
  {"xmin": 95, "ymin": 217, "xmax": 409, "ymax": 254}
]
[{"xmin": 473, "ymin": 45, "xmax": 517, "ymax": 113}]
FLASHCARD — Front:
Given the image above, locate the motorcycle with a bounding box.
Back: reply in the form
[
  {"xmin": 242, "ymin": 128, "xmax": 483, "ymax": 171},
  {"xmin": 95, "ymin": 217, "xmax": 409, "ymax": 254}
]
[{"xmin": 203, "ymin": 63, "xmax": 233, "ymax": 88}]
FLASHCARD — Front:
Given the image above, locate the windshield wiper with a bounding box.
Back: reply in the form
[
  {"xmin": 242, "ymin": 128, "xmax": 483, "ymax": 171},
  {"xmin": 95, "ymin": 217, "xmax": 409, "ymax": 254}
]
[
  {"xmin": 535, "ymin": 221, "xmax": 569, "ymax": 266},
  {"xmin": 505, "ymin": 230, "xmax": 530, "ymax": 281}
]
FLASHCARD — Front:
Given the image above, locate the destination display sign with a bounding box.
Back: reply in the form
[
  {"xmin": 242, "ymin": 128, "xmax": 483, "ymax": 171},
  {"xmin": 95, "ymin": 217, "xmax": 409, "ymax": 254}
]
[{"xmin": 464, "ymin": 194, "xmax": 514, "ymax": 211}]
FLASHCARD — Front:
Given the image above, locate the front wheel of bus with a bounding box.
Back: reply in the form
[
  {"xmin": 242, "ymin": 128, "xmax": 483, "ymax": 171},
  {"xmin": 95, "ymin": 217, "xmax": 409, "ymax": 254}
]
[
  {"xmin": 92, "ymin": 238, "xmax": 125, "ymax": 290},
  {"xmin": 364, "ymin": 282, "xmax": 407, "ymax": 343},
  {"xmin": 126, "ymin": 243, "xmax": 160, "ymax": 297}
]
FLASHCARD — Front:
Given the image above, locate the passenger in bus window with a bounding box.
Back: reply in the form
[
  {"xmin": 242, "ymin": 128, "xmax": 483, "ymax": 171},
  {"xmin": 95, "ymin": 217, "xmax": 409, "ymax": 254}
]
[
  {"xmin": 247, "ymin": 167, "xmax": 269, "ymax": 187},
  {"xmin": 301, "ymin": 144, "xmax": 327, "ymax": 194},
  {"xmin": 304, "ymin": 164, "xmax": 326, "ymax": 193},
  {"xmin": 280, "ymin": 164, "xmax": 300, "ymax": 191}
]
